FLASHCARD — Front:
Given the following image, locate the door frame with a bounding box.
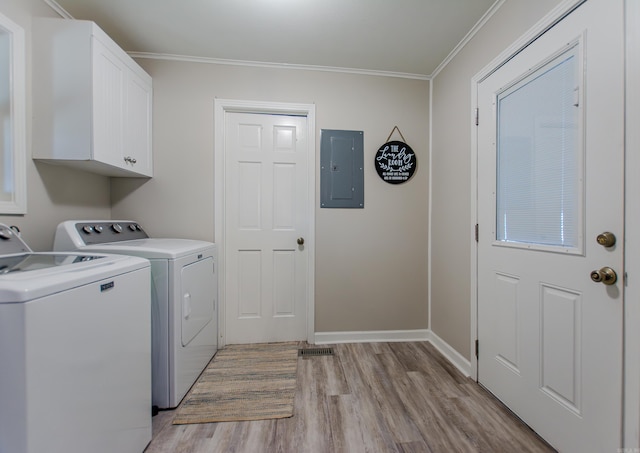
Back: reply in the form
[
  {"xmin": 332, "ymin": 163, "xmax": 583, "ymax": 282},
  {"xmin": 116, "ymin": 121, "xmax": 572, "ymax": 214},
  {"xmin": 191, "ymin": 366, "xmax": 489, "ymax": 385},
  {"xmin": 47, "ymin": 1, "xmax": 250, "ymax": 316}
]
[
  {"xmin": 624, "ymin": 0, "xmax": 640, "ymax": 446},
  {"xmin": 470, "ymin": 0, "xmax": 638, "ymax": 447},
  {"xmin": 214, "ymin": 99, "xmax": 316, "ymax": 348}
]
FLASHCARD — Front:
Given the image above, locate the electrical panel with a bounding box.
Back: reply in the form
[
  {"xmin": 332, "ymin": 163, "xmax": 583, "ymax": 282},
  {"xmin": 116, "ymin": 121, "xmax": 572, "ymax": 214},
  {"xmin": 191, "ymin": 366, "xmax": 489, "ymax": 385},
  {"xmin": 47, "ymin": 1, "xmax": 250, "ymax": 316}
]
[{"xmin": 320, "ymin": 130, "xmax": 364, "ymax": 208}]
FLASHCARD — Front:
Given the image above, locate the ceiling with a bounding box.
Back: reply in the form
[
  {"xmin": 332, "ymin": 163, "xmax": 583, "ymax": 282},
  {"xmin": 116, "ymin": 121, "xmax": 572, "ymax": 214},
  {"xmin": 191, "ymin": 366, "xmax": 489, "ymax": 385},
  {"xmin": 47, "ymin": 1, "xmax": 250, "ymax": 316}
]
[{"xmin": 48, "ymin": 0, "xmax": 498, "ymax": 78}]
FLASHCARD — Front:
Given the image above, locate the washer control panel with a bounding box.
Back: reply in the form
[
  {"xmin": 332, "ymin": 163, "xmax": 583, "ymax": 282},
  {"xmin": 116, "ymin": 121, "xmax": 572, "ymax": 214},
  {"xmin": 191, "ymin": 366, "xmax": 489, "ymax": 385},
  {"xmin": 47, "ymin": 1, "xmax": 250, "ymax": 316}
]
[
  {"xmin": 0, "ymin": 224, "xmax": 31, "ymax": 254},
  {"xmin": 74, "ymin": 222, "xmax": 149, "ymax": 245}
]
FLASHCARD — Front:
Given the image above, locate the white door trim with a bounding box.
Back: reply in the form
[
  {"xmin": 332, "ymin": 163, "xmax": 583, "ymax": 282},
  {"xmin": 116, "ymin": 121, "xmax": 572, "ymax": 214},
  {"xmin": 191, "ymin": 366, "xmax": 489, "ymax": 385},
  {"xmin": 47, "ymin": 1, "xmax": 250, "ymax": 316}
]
[
  {"xmin": 470, "ymin": 0, "xmax": 637, "ymax": 447},
  {"xmin": 214, "ymin": 99, "xmax": 316, "ymax": 348},
  {"xmin": 624, "ymin": 0, "xmax": 640, "ymax": 446}
]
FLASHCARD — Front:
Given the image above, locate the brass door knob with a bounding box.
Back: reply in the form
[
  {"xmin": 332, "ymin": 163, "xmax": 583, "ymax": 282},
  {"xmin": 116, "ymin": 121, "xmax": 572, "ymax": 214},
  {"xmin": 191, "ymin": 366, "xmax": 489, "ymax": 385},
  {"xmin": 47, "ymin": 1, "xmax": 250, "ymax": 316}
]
[
  {"xmin": 297, "ymin": 237, "xmax": 304, "ymax": 245},
  {"xmin": 596, "ymin": 232, "xmax": 616, "ymax": 247},
  {"xmin": 590, "ymin": 267, "xmax": 617, "ymax": 285}
]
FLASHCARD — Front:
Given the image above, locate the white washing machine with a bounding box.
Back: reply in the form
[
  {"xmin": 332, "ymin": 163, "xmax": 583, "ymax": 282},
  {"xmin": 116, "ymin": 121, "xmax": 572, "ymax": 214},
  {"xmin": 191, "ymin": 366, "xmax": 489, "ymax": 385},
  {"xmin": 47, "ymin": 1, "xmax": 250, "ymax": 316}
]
[
  {"xmin": 54, "ymin": 220, "xmax": 218, "ymax": 410},
  {"xmin": 0, "ymin": 224, "xmax": 152, "ymax": 453}
]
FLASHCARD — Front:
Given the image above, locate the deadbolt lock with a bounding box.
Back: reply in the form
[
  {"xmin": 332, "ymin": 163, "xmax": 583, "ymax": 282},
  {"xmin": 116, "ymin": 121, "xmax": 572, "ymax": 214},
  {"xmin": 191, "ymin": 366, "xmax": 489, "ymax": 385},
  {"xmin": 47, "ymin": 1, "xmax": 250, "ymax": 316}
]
[
  {"xmin": 590, "ymin": 267, "xmax": 617, "ymax": 285},
  {"xmin": 596, "ymin": 232, "xmax": 616, "ymax": 247}
]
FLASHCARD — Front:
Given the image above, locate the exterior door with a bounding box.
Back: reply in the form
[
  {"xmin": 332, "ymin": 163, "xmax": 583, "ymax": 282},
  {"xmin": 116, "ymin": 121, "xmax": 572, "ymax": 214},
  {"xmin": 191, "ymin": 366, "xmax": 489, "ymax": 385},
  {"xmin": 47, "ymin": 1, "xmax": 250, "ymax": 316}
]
[
  {"xmin": 224, "ymin": 112, "xmax": 308, "ymax": 344},
  {"xmin": 476, "ymin": 1, "xmax": 624, "ymax": 451}
]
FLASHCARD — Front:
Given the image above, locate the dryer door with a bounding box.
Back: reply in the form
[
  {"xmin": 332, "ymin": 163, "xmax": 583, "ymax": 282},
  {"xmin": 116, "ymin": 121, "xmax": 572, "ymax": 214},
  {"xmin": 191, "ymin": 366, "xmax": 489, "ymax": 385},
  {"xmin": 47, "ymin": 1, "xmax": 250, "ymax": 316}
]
[{"xmin": 181, "ymin": 257, "xmax": 215, "ymax": 346}]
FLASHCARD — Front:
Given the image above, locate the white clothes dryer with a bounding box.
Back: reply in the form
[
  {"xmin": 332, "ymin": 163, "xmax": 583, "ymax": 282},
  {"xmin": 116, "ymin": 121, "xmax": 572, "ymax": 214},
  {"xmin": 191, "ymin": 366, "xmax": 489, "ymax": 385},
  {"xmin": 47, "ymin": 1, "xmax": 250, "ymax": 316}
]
[
  {"xmin": 54, "ymin": 220, "xmax": 218, "ymax": 410},
  {"xmin": 0, "ymin": 224, "xmax": 152, "ymax": 453}
]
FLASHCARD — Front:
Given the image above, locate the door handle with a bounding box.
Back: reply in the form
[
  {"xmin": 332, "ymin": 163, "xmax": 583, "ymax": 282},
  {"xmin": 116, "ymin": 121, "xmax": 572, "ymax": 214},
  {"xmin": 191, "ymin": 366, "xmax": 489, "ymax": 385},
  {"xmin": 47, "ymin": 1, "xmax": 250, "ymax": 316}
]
[
  {"xmin": 183, "ymin": 292, "xmax": 192, "ymax": 319},
  {"xmin": 596, "ymin": 232, "xmax": 616, "ymax": 247},
  {"xmin": 590, "ymin": 267, "xmax": 617, "ymax": 285},
  {"xmin": 297, "ymin": 237, "xmax": 304, "ymax": 245}
]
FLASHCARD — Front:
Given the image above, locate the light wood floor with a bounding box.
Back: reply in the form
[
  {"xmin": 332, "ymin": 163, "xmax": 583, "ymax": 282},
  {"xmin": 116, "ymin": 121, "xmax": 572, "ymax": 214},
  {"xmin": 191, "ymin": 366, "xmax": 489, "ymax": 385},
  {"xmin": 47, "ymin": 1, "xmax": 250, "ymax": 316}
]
[{"xmin": 144, "ymin": 341, "xmax": 555, "ymax": 453}]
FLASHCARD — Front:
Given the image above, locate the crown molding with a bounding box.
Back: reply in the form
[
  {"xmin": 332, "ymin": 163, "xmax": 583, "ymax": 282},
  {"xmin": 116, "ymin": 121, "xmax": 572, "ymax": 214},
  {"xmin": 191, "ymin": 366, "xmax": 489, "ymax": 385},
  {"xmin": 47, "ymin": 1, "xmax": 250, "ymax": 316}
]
[
  {"xmin": 127, "ymin": 52, "xmax": 431, "ymax": 81},
  {"xmin": 431, "ymin": 0, "xmax": 506, "ymax": 79},
  {"xmin": 43, "ymin": 0, "xmax": 73, "ymax": 19}
]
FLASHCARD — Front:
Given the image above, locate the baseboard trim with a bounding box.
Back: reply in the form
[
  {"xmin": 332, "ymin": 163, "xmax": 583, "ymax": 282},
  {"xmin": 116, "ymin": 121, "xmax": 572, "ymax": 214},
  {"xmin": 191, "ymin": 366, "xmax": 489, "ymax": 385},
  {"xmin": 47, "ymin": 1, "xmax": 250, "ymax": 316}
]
[
  {"xmin": 314, "ymin": 329, "xmax": 430, "ymax": 345},
  {"xmin": 314, "ymin": 329, "xmax": 472, "ymax": 377},
  {"xmin": 428, "ymin": 330, "xmax": 472, "ymax": 377}
]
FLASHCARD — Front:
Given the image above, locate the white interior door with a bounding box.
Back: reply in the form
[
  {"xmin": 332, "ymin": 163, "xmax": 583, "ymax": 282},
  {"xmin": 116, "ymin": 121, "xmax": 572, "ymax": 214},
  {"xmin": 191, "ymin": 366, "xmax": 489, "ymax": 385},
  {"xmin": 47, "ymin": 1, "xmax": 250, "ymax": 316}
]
[
  {"xmin": 224, "ymin": 112, "xmax": 308, "ymax": 344},
  {"xmin": 476, "ymin": 1, "xmax": 624, "ymax": 451}
]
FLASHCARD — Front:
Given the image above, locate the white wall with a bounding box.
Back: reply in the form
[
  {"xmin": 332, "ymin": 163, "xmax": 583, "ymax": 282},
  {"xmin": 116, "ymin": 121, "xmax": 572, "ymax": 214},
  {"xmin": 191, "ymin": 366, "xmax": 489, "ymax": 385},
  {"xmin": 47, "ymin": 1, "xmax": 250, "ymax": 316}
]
[
  {"xmin": 112, "ymin": 60, "xmax": 430, "ymax": 333},
  {"xmin": 0, "ymin": 0, "xmax": 111, "ymax": 251}
]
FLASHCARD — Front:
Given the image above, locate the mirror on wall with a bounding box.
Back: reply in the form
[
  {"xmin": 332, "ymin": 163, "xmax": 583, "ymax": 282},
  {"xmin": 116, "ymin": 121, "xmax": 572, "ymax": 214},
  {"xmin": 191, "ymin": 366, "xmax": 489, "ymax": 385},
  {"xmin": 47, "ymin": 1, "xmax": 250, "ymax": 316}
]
[{"xmin": 0, "ymin": 11, "xmax": 26, "ymax": 214}]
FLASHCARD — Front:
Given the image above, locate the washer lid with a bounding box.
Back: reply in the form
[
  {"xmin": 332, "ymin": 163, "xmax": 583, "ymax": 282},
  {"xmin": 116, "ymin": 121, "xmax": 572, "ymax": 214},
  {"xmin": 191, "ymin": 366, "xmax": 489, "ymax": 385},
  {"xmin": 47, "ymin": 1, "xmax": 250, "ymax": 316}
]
[
  {"xmin": 0, "ymin": 253, "xmax": 105, "ymax": 273},
  {"xmin": 0, "ymin": 253, "xmax": 149, "ymax": 303},
  {"xmin": 77, "ymin": 238, "xmax": 216, "ymax": 259}
]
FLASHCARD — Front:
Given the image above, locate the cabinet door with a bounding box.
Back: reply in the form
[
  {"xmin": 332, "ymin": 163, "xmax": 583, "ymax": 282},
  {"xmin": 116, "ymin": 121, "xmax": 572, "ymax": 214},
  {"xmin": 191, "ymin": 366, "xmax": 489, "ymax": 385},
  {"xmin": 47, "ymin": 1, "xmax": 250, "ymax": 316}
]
[
  {"xmin": 124, "ymin": 71, "xmax": 153, "ymax": 176},
  {"xmin": 92, "ymin": 36, "xmax": 125, "ymax": 169}
]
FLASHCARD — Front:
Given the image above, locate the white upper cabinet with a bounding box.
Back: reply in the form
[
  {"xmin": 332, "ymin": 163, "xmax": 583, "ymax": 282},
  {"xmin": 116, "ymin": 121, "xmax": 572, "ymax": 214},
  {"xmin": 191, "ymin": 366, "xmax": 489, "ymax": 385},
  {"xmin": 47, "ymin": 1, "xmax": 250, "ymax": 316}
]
[{"xmin": 33, "ymin": 19, "xmax": 152, "ymax": 177}]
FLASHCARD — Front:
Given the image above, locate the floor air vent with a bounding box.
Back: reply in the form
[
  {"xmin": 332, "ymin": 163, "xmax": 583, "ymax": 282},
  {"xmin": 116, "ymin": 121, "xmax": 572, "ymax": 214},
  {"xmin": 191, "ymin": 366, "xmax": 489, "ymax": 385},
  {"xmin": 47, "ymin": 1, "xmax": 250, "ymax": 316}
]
[{"xmin": 298, "ymin": 347, "xmax": 334, "ymax": 357}]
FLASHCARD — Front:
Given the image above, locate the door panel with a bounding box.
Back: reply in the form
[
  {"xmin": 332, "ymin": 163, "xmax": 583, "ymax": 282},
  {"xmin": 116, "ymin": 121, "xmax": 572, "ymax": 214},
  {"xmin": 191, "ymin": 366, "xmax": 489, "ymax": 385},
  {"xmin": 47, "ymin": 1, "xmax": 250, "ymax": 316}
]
[
  {"xmin": 273, "ymin": 250, "xmax": 296, "ymax": 316},
  {"xmin": 225, "ymin": 112, "xmax": 308, "ymax": 344},
  {"xmin": 539, "ymin": 284, "xmax": 582, "ymax": 414},
  {"xmin": 92, "ymin": 37, "xmax": 124, "ymax": 167},
  {"xmin": 238, "ymin": 250, "xmax": 261, "ymax": 317},
  {"xmin": 493, "ymin": 272, "xmax": 520, "ymax": 373},
  {"xmin": 476, "ymin": 1, "xmax": 624, "ymax": 451}
]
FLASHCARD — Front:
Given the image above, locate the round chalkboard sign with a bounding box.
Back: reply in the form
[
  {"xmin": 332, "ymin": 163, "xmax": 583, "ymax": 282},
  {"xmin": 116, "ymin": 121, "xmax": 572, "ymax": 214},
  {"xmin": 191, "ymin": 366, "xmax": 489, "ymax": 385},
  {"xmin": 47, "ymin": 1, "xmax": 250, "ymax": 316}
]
[{"xmin": 375, "ymin": 141, "xmax": 417, "ymax": 184}]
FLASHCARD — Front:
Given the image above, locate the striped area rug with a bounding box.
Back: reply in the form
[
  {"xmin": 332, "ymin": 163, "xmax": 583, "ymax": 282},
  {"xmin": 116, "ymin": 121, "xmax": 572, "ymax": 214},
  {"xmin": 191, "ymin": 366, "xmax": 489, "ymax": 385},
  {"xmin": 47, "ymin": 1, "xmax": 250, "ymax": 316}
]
[{"xmin": 172, "ymin": 342, "xmax": 299, "ymax": 424}]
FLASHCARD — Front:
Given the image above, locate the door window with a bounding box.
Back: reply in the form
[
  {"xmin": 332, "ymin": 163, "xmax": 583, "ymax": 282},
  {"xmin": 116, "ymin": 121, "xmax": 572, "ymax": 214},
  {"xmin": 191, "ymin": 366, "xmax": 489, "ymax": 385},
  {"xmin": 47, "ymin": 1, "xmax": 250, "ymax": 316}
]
[{"xmin": 496, "ymin": 44, "xmax": 582, "ymax": 252}]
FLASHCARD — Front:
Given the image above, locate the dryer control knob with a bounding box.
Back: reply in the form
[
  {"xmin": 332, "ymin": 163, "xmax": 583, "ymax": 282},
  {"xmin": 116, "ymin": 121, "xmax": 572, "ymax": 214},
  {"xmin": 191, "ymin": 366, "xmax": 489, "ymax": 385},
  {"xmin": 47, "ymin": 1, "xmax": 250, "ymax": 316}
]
[
  {"xmin": 82, "ymin": 225, "xmax": 93, "ymax": 234},
  {"xmin": 111, "ymin": 223, "xmax": 123, "ymax": 233}
]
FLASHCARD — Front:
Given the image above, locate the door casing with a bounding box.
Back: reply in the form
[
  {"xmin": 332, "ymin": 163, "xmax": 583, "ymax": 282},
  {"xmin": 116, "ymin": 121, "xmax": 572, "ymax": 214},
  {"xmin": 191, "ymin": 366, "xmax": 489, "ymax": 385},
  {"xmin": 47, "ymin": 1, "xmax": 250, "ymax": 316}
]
[
  {"xmin": 624, "ymin": 0, "xmax": 640, "ymax": 446},
  {"xmin": 214, "ymin": 99, "xmax": 316, "ymax": 348}
]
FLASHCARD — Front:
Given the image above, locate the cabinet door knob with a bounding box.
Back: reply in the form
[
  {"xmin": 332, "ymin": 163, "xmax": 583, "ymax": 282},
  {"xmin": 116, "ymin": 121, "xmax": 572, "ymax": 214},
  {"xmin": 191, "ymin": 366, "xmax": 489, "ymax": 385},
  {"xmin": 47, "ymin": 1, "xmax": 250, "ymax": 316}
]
[{"xmin": 124, "ymin": 156, "xmax": 137, "ymax": 165}]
